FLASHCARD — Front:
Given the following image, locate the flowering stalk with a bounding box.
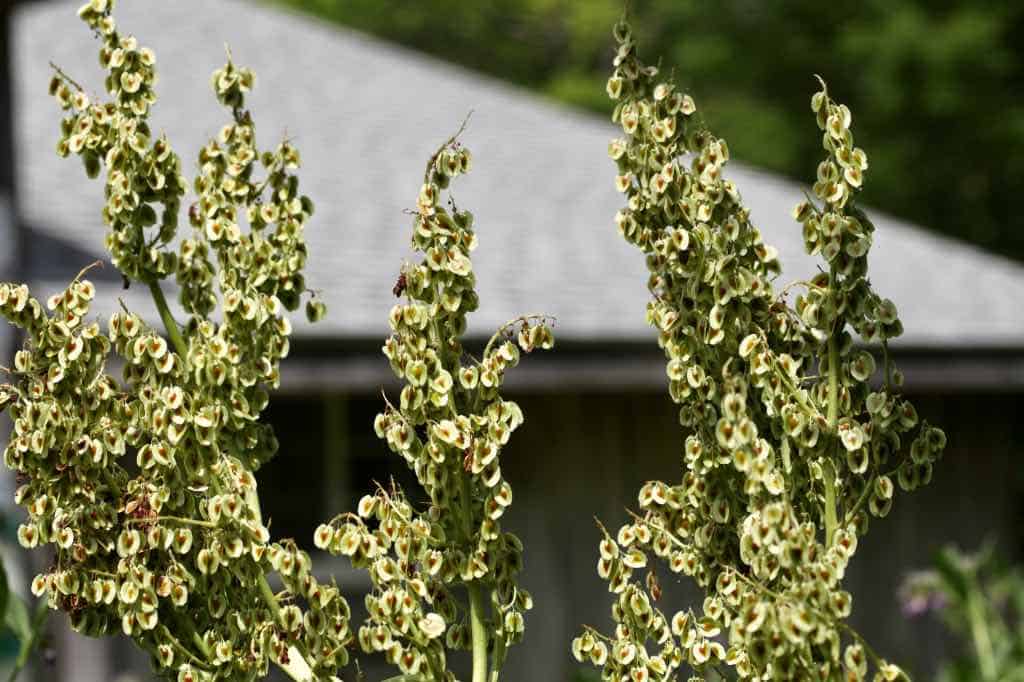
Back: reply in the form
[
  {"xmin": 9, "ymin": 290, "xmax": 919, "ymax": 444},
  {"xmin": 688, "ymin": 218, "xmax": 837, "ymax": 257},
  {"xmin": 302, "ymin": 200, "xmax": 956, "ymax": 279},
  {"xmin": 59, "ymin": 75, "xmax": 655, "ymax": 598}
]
[
  {"xmin": 573, "ymin": 19, "xmax": 946, "ymax": 681},
  {"xmin": 314, "ymin": 130, "xmax": 553, "ymax": 681},
  {"xmin": 1, "ymin": 1, "xmax": 341, "ymax": 680},
  {"xmin": 148, "ymin": 281, "xmax": 188, "ymax": 361}
]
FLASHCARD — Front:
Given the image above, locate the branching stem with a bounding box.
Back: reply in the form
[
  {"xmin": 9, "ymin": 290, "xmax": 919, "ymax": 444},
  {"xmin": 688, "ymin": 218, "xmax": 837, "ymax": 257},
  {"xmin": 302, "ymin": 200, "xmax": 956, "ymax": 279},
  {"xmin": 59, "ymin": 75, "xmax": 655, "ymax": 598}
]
[
  {"xmin": 457, "ymin": 472, "xmax": 489, "ymax": 682},
  {"xmin": 483, "ymin": 313, "xmax": 553, "ymax": 359},
  {"xmin": 423, "ymin": 112, "xmax": 473, "ymax": 183},
  {"xmin": 49, "ymin": 62, "xmax": 85, "ymax": 92},
  {"xmin": 258, "ymin": 575, "xmax": 281, "ymax": 620},
  {"xmin": 147, "ymin": 279, "xmax": 188, "ymax": 361},
  {"xmin": 170, "ymin": 610, "xmax": 211, "ymax": 660},
  {"xmin": 125, "ymin": 516, "xmax": 215, "ymax": 528},
  {"xmin": 823, "ymin": 267, "xmax": 841, "ymax": 547},
  {"xmin": 144, "ymin": 276, "xmax": 321, "ymax": 681},
  {"xmin": 489, "ymin": 634, "xmax": 507, "ymax": 682},
  {"xmin": 467, "ymin": 582, "xmax": 489, "ymax": 682}
]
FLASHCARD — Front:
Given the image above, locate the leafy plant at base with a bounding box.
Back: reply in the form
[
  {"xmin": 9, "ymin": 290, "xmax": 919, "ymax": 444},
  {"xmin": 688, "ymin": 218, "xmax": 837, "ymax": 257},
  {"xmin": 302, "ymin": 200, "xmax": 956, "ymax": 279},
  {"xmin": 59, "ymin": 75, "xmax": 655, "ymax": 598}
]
[
  {"xmin": 572, "ymin": 19, "xmax": 947, "ymax": 681},
  {"xmin": 313, "ymin": 128, "xmax": 553, "ymax": 682}
]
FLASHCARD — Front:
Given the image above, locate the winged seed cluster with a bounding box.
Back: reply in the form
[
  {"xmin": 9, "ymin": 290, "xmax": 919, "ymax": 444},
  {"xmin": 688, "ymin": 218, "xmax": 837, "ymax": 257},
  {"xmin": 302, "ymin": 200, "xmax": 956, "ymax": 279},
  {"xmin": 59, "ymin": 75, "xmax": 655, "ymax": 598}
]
[
  {"xmin": 571, "ymin": 21, "xmax": 945, "ymax": 682},
  {"xmin": 312, "ymin": 138, "xmax": 553, "ymax": 680},
  {"xmin": 3, "ymin": 1, "xmax": 342, "ymax": 680}
]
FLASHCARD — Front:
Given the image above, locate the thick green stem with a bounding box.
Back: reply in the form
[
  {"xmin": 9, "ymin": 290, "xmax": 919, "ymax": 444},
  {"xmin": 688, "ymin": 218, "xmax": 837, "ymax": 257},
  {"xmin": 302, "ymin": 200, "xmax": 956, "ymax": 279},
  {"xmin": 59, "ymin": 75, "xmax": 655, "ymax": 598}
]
[
  {"xmin": 458, "ymin": 470, "xmax": 489, "ymax": 682},
  {"xmin": 147, "ymin": 279, "xmax": 188, "ymax": 360},
  {"xmin": 170, "ymin": 610, "xmax": 211, "ymax": 660},
  {"xmin": 827, "ymin": 328, "xmax": 839, "ymax": 427},
  {"xmin": 822, "ymin": 460, "xmax": 838, "ymax": 547},
  {"xmin": 467, "ymin": 582, "xmax": 489, "ymax": 682},
  {"xmin": 489, "ymin": 631, "xmax": 507, "ymax": 682},
  {"xmin": 823, "ymin": 269, "xmax": 841, "ymax": 547},
  {"xmin": 258, "ymin": 575, "xmax": 281, "ymax": 620}
]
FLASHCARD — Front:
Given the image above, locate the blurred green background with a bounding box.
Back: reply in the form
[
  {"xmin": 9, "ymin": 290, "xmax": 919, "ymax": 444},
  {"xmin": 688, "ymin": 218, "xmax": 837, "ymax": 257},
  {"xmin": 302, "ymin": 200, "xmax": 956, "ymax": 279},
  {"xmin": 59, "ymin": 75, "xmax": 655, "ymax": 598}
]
[{"xmin": 270, "ymin": 0, "xmax": 1024, "ymax": 262}]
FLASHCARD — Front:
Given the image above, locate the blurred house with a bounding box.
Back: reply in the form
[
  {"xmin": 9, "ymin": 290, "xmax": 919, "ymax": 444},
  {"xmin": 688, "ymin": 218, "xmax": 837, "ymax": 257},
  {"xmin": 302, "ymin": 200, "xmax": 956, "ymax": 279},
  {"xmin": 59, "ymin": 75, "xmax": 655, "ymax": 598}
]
[{"xmin": 6, "ymin": 0, "xmax": 1024, "ymax": 679}]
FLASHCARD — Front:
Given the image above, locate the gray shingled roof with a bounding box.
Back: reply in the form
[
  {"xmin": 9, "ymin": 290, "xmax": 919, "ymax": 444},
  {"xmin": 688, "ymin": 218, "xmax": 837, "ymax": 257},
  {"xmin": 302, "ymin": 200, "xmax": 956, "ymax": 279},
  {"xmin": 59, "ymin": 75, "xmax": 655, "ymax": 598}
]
[{"xmin": 14, "ymin": 0, "xmax": 1024, "ymax": 348}]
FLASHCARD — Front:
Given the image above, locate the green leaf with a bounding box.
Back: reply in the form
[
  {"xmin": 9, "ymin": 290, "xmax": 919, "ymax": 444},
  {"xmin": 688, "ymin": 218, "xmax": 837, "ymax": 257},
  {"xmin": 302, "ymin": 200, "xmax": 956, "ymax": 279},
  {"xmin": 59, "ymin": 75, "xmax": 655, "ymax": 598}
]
[
  {"xmin": 934, "ymin": 546, "xmax": 971, "ymax": 602},
  {"xmin": 0, "ymin": 555, "xmax": 9, "ymax": 629},
  {"xmin": 7, "ymin": 597, "xmax": 48, "ymax": 682},
  {"xmin": 4, "ymin": 594, "xmax": 30, "ymax": 644}
]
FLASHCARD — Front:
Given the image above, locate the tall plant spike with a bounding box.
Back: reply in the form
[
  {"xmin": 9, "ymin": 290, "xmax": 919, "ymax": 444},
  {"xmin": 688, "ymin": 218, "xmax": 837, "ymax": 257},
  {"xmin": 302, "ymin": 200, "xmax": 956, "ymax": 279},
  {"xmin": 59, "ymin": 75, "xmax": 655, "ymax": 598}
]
[
  {"xmin": 573, "ymin": 19, "xmax": 946, "ymax": 681},
  {"xmin": 2, "ymin": 1, "xmax": 341, "ymax": 680},
  {"xmin": 314, "ymin": 131, "xmax": 553, "ymax": 682}
]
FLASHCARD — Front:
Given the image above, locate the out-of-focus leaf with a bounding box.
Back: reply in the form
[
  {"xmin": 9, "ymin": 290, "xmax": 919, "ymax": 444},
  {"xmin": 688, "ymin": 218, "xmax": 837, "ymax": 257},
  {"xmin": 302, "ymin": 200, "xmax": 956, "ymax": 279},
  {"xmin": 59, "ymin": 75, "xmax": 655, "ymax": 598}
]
[
  {"xmin": 0, "ymin": 555, "xmax": 9, "ymax": 629},
  {"xmin": 5, "ymin": 596, "xmax": 47, "ymax": 682},
  {"xmin": 3, "ymin": 594, "xmax": 30, "ymax": 644},
  {"xmin": 934, "ymin": 546, "xmax": 971, "ymax": 601}
]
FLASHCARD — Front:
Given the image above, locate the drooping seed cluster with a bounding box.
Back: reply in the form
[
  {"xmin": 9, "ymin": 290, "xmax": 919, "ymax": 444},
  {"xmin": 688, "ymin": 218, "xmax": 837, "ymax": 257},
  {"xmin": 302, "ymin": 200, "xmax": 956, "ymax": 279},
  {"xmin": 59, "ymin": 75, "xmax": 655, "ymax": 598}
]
[
  {"xmin": 180, "ymin": 57, "xmax": 322, "ymax": 322},
  {"xmin": 316, "ymin": 137, "xmax": 552, "ymax": 679},
  {"xmin": 1, "ymin": 2, "xmax": 344, "ymax": 680},
  {"xmin": 573, "ymin": 21, "xmax": 944, "ymax": 681},
  {"xmin": 52, "ymin": 0, "xmax": 187, "ymax": 283}
]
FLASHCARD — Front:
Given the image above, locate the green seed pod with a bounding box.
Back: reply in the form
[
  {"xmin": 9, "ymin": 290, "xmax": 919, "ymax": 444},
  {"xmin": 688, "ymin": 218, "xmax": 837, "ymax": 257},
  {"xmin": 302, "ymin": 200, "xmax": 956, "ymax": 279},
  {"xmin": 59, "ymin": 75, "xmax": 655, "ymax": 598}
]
[{"xmin": 305, "ymin": 299, "xmax": 326, "ymax": 323}]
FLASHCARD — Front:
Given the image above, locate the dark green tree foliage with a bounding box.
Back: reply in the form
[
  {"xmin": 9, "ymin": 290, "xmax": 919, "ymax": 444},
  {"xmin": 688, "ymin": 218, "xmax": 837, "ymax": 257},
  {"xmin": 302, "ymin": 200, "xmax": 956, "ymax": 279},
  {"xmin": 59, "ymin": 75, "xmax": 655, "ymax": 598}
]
[{"xmin": 273, "ymin": 0, "xmax": 1024, "ymax": 262}]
